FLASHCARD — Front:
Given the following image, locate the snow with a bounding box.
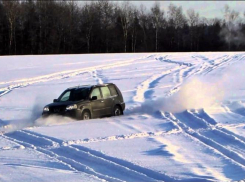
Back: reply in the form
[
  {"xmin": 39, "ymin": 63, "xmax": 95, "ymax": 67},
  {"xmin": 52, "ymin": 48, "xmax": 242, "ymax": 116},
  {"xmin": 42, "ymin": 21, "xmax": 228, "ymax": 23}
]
[{"xmin": 1, "ymin": 52, "xmax": 245, "ymax": 181}]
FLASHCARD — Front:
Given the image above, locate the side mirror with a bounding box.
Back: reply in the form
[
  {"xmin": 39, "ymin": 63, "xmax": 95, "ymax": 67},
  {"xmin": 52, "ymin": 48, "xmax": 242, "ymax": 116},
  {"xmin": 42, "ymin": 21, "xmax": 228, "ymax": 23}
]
[
  {"xmin": 91, "ymin": 96, "xmax": 97, "ymax": 100},
  {"xmin": 53, "ymin": 99, "xmax": 58, "ymax": 103}
]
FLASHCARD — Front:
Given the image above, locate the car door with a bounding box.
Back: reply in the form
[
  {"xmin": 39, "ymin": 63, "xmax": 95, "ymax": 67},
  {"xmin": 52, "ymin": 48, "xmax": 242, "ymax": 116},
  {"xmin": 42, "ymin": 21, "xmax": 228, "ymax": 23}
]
[
  {"xmin": 90, "ymin": 87, "xmax": 105, "ymax": 118},
  {"xmin": 100, "ymin": 86, "xmax": 114, "ymax": 115}
]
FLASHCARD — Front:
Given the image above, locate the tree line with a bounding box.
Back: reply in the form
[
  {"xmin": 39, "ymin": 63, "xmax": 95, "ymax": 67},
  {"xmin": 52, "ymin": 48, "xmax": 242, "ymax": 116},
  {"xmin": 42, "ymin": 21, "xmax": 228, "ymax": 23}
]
[{"xmin": 0, "ymin": 0, "xmax": 245, "ymax": 55}]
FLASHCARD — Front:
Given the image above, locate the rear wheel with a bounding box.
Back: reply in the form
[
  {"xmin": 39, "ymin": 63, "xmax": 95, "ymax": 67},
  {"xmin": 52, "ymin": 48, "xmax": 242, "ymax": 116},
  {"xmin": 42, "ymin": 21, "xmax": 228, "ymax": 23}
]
[
  {"xmin": 81, "ymin": 110, "xmax": 91, "ymax": 120},
  {"xmin": 113, "ymin": 106, "xmax": 123, "ymax": 116}
]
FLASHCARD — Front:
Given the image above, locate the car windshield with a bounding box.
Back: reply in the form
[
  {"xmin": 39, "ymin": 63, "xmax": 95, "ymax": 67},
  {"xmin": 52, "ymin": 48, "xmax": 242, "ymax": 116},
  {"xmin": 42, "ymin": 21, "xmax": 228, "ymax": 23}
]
[{"xmin": 58, "ymin": 87, "xmax": 90, "ymax": 102}]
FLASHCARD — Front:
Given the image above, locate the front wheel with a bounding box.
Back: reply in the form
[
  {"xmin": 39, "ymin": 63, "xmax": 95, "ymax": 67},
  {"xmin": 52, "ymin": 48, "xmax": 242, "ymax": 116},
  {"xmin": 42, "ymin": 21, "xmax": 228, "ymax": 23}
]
[
  {"xmin": 113, "ymin": 106, "xmax": 123, "ymax": 116},
  {"xmin": 81, "ymin": 110, "xmax": 91, "ymax": 120}
]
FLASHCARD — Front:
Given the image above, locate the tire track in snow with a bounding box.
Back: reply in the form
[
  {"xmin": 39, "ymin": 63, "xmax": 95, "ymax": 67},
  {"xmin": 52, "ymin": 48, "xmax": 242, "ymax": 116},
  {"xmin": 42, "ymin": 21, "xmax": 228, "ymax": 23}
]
[
  {"xmin": 90, "ymin": 70, "xmax": 104, "ymax": 84},
  {"xmin": 172, "ymin": 66, "xmax": 194, "ymax": 84},
  {"xmin": 0, "ymin": 55, "xmax": 153, "ymax": 98},
  {"xmin": 189, "ymin": 109, "xmax": 245, "ymax": 156},
  {"xmin": 61, "ymin": 129, "xmax": 180, "ymax": 145},
  {"xmin": 165, "ymin": 54, "xmax": 245, "ymax": 97},
  {"xmin": 155, "ymin": 55, "xmax": 197, "ymax": 97},
  {"xmin": 133, "ymin": 54, "xmax": 198, "ymax": 102},
  {"xmin": 133, "ymin": 66, "xmax": 182, "ymax": 102},
  {"xmin": 185, "ymin": 110, "xmax": 245, "ymax": 161},
  {"xmin": 125, "ymin": 57, "xmax": 222, "ymax": 180},
  {"xmin": 131, "ymin": 54, "xmax": 245, "ymax": 168},
  {"xmin": 3, "ymin": 130, "xmax": 177, "ymax": 182},
  {"xmin": 167, "ymin": 65, "xmax": 198, "ymax": 97},
  {"xmin": 161, "ymin": 111, "xmax": 245, "ymax": 169},
  {"xmin": 129, "ymin": 53, "xmax": 245, "ymax": 180},
  {"xmin": 193, "ymin": 54, "xmax": 245, "ymax": 76},
  {"xmin": 0, "ymin": 133, "xmax": 80, "ymax": 174},
  {"xmin": 191, "ymin": 108, "xmax": 245, "ymax": 143},
  {"xmin": 149, "ymin": 136, "xmax": 225, "ymax": 182},
  {"xmin": 155, "ymin": 56, "xmax": 193, "ymax": 67},
  {"xmin": 131, "ymin": 61, "xmax": 245, "ymax": 178},
  {"xmin": 151, "ymin": 55, "xmax": 203, "ymax": 98},
  {"xmin": 144, "ymin": 65, "xmax": 197, "ymax": 100}
]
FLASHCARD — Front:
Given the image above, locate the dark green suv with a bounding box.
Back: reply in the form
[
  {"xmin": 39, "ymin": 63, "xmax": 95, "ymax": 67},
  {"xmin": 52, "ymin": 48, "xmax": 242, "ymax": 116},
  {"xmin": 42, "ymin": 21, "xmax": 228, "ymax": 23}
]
[{"xmin": 42, "ymin": 83, "xmax": 125, "ymax": 120}]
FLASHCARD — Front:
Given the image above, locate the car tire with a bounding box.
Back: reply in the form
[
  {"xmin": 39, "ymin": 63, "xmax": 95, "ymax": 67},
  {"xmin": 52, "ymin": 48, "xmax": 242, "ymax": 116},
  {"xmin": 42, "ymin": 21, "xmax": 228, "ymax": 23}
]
[
  {"xmin": 113, "ymin": 106, "xmax": 123, "ymax": 116},
  {"xmin": 81, "ymin": 110, "xmax": 91, "ymax": 120}
]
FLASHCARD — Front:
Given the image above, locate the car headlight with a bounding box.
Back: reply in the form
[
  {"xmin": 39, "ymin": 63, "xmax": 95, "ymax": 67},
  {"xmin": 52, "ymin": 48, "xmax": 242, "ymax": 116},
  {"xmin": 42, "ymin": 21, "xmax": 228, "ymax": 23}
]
[
  {"xmin": 43, "ymin": 107, "xmax": 49, "ymax": 112},
  {"xmin": 66, "ymin": 104, "xmax": 77, "ymax": 110}
]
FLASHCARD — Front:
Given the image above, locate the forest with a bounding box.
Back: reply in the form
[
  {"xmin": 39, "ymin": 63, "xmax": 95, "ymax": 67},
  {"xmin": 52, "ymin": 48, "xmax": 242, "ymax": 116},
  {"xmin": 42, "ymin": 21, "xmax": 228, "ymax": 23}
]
[{"xmin": 0, "ymin": 0, "xmax": 244, "ymax": 55}]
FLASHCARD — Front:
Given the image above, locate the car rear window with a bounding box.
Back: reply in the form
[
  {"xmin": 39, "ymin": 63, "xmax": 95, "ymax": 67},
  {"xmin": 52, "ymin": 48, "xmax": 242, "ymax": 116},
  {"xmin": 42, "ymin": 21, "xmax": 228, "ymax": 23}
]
[
  {"xmin": 101, "ymin": 86, "xmax": 111, "ymax": 99},
  {"xmin": 108, "ymin": 85, "xmax": 118, "ymax": 96}
]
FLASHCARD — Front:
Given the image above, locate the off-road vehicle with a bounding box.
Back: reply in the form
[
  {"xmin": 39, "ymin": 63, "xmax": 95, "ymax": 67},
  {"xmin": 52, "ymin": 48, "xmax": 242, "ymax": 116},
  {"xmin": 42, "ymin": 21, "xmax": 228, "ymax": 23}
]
[{"xmin": 42, "ymin": 83, "xmax": 125, "ymax": 120}]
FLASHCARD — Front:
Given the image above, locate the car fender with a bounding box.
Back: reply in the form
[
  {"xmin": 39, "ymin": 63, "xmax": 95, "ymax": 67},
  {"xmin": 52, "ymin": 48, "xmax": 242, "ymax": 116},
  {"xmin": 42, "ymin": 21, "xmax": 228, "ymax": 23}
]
[
  {"xmin": 111, "ymin": 99, "xmax": 122, "ymax": 113},
  {"xmin": 78, "ymin": 104, "xmax": 94, "ymax": 119}
]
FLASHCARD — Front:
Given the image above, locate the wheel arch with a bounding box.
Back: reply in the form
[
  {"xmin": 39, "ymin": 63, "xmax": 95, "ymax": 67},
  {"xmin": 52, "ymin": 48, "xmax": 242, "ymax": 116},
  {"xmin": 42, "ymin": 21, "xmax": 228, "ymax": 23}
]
[
  {"xmin": 81, "ymin": 108, "xmax": 92, "ymax": 119},
  {"xmin": 113, "ymin": 104, "xmax": 123, "ymax": 115}
]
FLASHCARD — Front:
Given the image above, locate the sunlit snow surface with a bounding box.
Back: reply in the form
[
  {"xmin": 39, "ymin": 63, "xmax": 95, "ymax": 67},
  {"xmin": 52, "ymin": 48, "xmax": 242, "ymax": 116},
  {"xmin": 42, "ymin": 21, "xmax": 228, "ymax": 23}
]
[{"xmin": 1, "ymin": 52, "xmax": 245, "ymax": 181}]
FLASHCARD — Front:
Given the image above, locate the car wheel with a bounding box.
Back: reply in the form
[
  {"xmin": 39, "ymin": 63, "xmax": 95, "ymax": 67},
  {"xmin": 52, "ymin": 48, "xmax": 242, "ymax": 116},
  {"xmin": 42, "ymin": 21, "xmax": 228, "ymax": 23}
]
[
  {"xmin": 113, "ymin": 106, "xmax": 122, "ymax": 116},
  {"xmin": 82, "ymin": 110, "xmax": 91, "ymax": 120}
]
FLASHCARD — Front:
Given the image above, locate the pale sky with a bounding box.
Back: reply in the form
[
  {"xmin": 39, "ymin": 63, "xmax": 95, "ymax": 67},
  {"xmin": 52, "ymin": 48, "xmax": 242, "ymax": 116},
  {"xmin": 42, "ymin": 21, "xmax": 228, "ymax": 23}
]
[
  {"xmin": 78, "ymin": 1, "xmax": 245, "ymax": 19},
  {"xmin": 130, "ymin": 1, "xmax": 245, "ymax": 19}
]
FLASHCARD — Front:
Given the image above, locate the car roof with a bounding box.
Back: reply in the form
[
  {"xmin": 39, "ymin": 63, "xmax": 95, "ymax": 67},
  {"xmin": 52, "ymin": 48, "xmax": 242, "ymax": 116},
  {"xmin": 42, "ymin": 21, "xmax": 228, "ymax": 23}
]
[
  {"xmin": 67, "ymin": 83, "xmax": 114, "ymax": 90},
  {"xmin": 95, "ymin": 83, "xmax": 114, "ymax": 87},
  {"xmin": 67, "ymin": 85, "xmax": 92, "ymax": 90}
]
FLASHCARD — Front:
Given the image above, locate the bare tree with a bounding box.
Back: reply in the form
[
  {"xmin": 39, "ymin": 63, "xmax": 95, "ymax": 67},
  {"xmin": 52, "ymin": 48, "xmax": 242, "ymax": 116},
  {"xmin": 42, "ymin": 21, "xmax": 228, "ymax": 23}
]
[
  {"xmin": 119, "ymin": 1, "xmax": 133, "ymax": 52},
  {"xmin": 168, "ymin": 4, "xmax": 186, "ymax": 29},
  {"xmin": 3, "ymin": 0, "xmax": 20, "ymax": 54},
  {"xmin": 130, "ymin": 8, "xmax": 139, "ymax": 52},
  {"xmin": 150, "ymin": 2, "xmax": 164, "ymax": 52},
  {"xmin": 81, "ymin": 2, "xmax": 97, "ymax": 53},
  {"xmin": 36, "ymin": 0, "xmax": 50, "ymax": 54},
  {"xmin": 187, "ymin": 8, "xmax": 199, "ymax": 51},
  {"xmin": 66, "ymin": 0, "xmax": 79, "ymax": 52},
  {"xmin": 168, "ymin": 3, "xmax": 186, "ymax": 50},
  {"xmin": 222, "ymin": 5, "xmax": 239, "ymax": 50},
  {"xmin": 139, "ymin": 4, "xmax": 149, "ymax": 51},
  {"xmin": 0, "ymin": 0, "xmax": 244, "ymax": 55},
  {"xmin": 97, "ymin": 0, "xmax": 114, "ymax": 53}
]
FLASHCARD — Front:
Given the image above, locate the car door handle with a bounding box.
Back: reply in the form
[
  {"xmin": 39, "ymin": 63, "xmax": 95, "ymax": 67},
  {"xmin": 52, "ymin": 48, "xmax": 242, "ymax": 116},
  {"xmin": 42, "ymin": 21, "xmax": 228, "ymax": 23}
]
[{"xmin": 101, "ymin": 100, "xmax": 104, "ymax": 103}]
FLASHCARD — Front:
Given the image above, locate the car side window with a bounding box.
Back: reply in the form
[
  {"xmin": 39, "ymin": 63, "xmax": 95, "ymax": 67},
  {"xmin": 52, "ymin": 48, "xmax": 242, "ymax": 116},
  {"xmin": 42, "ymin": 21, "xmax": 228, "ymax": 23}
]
[
  {"xmin": 90, "ymin": 88, "xmax": 102, "ymax": 99},
  {"xmin": 101, "ymin": 86, "xmax": 111, "ymax": 99},
  {"xmin": 72, "ymin": 88, "xmax": 90, "ymax": 101},
  {"xmin": 108, "ymin": 85, "xmax": 118, "ymax": 96}
]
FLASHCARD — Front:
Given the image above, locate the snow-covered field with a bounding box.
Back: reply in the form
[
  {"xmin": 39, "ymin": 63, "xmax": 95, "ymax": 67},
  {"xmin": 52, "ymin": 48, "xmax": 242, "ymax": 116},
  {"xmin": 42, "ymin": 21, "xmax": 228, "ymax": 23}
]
[{"xmin": 1, "ymin": 52, "xmax": 245, "ymax": 182}]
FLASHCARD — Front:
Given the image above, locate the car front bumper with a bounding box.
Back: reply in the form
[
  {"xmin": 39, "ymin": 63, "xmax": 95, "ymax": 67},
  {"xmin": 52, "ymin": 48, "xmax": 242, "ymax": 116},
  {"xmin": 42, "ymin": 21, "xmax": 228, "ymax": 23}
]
[{"xmin": 42, "ymin": 109, "xmax": 80, "ymax": 119}]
